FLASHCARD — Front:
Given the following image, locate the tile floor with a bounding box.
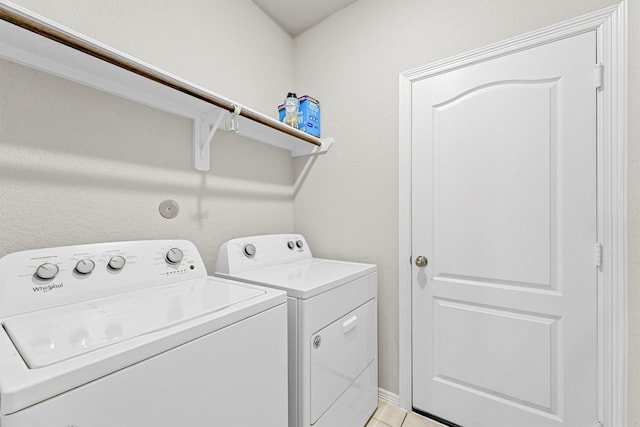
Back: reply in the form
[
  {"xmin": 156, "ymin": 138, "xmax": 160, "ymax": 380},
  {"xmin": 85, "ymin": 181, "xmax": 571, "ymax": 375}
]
[{"xmin": 366, "ymin": 400, "xmax": 446, "ymax": 427}]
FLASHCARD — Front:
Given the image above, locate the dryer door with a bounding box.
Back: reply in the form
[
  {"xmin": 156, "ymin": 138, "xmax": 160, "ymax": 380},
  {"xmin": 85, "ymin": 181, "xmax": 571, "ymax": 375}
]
[{"xmin": 310, "ymin": 299, "xmax": 376, "ymax": 424}]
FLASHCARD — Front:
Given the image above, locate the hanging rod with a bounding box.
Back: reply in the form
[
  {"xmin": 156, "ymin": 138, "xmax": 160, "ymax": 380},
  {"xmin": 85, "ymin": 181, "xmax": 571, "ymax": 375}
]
[{"xmin": 0, "ymin": 4, "xmax": 322, "ymax": 148}]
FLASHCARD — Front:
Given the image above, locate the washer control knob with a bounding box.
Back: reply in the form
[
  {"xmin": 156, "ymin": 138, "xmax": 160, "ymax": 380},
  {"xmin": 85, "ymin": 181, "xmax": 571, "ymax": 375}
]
[
  {"xmin": 35, "ymin": 263, "xmax": 59, "ymax": 280},
  {"xmin": 296, "ymin": 240, "xmax": 304, "ymax": 249},
  {"xmin": 165, "ymin": 248, "xmax": 184, "ymax": 265},
  {"xmin": 108, "ymin": 255, "xmax": 126, "ymax": 270},
  {"xmin": 287, "ymin": 241, "xmax": 295, "ymax": 250},
  {"xmin": 243, "ymin": 243, "xmax": 256, "ymax": 258},
  {"xmin": 75, "ymin": 259, "xmax": 95, "ymax": 275}
]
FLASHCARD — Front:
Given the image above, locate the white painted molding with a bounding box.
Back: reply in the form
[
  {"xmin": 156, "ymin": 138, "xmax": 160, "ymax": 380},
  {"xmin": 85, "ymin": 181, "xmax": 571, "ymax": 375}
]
[
  {"xmin": 398, "ymin": 3, "xmax": 627, "ymax": 425},
  {"xmin": 397, "ymin": 56, "xmax": 413, "ymax": 412},
  {"xmin": 595, "ymin": 3, "xmax": 628, "ymax": 427},
  {"xmin": 378, "ymin": 388, "xmax": 400, "ymax": 406},
  {"xmin": 400, "ymin": 4, "xmax": 624, "ymax": 82}
]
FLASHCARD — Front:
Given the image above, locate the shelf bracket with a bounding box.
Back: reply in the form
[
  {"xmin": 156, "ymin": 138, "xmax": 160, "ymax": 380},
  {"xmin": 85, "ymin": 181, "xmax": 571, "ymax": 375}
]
[
  {"xmin": 194, "ymin": 109, "xmax": 226, "ymax": 172},
  {"xmin": 291, "ymin": 137, "xmax": 334, "ymax": 157},
  {"xmin": 292, "ymin": 138, "xmax": 334, "ymax": 197}
]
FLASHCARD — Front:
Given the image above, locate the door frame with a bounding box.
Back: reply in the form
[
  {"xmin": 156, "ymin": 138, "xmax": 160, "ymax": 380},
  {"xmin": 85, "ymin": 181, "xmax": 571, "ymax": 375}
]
[{"xmin": 398, "ymin": 3, "xmax": 627, "ymax": 426}]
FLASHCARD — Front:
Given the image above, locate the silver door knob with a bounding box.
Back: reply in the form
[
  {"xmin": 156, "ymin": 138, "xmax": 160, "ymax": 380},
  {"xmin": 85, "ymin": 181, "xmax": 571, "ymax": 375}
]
[{"xmin": 415, "ymin": 256, "xmax": 428, "ymax": 268}]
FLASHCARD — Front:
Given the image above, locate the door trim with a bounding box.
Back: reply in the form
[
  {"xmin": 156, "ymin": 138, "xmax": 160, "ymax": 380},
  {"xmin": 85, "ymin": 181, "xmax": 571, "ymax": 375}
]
[{"xmin": 398, "ymin": 3, "xmax": 627, "ymax": 426}]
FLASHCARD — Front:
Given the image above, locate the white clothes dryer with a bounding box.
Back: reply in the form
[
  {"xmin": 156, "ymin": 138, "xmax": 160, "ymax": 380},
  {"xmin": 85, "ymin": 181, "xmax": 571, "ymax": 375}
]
[
  {"xmin": 216, "ymin": 234, "xmax": 378, "ymax": 427},
  {"xmin": 0, "ymin": 240, "xmax": 288, "ymax": 427}
]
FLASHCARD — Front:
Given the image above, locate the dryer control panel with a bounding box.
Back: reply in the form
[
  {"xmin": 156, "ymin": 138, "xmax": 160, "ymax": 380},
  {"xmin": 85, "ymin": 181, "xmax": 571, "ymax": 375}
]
[
  {"xmin": 216, "ymin": 234, "xmax": 312, "ymax": 275},
  {"xmin": 0, "ymin": 240, "xmax": 206, "ymax": 318}
]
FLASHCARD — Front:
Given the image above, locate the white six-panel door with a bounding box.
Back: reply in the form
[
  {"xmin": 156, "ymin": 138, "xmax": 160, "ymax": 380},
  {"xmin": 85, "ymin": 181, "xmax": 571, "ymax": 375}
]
[{"xmin": 411, "ymin": 31, "xmax": 597, "ymax": 427}]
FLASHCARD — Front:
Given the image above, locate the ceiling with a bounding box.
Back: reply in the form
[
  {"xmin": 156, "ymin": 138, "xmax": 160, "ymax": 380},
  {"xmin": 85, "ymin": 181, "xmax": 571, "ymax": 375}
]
[{"xmin": 251, "ymin": 0, "xmax": 357, "ymax": 37}]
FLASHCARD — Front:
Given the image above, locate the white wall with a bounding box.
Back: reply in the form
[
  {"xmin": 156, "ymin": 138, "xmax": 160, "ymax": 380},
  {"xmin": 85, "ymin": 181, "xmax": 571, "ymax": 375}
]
[
  {"xmin": 292, "ymin": 0, "xmax": 640, "ymax": 423},
  {"xmin": 1, "ymin": 0, "xmax": 296, "ymax": 267}
]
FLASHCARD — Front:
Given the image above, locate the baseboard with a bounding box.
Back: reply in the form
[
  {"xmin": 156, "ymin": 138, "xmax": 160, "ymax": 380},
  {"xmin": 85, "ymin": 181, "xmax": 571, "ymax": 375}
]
[{"xmin": 378, "ymin": 388, "xmax": 400, "ymax": 405}]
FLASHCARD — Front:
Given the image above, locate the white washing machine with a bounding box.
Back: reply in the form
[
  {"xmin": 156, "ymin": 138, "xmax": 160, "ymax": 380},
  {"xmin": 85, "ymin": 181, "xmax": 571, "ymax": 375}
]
[
  {"xmin": 216, "ymin": 234, "xmax": 378, "ymax": 427},
  {"xmin": 0, "ymin": 239, "xmax": 288, "ymax": 427}
]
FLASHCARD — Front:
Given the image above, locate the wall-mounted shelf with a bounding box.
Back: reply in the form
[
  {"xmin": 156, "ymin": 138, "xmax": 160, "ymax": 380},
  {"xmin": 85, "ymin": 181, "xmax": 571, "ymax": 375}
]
[{"xmin": 0, "ymin": 2, "xmax": 333, "ymax": 172}]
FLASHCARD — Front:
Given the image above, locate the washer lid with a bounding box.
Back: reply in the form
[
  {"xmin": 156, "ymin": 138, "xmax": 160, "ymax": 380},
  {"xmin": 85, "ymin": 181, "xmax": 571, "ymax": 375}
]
[
  {"xmin": 2, "ymin": 278, "xmax": 264, "ymax": 368},
  {"xmin": 223, "ymin": 258, "xmax": 376, "ymax": 299}
]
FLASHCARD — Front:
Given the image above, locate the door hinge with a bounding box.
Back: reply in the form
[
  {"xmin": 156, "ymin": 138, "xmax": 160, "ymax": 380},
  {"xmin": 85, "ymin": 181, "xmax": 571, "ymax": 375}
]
[
  {"xmin": 594, "ymin": 242, "xmax": 603, "ymax": 269},
  {"xmin": 594, "ymin": 63, "xmax": 604, "ymax": 90}
]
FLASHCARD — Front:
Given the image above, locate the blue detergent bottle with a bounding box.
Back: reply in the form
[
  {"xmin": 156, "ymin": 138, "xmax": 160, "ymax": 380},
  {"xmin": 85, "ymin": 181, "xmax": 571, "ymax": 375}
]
[{"xmin": 283, "ymin": 92, "xmax": 300, "ymax": 129}]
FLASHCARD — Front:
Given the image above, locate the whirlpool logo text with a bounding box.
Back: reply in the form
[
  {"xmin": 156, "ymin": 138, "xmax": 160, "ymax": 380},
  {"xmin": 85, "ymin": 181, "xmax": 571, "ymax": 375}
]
[{"xmin": 32, "ymin": 283, "xmax": 63, "ymax": 293}]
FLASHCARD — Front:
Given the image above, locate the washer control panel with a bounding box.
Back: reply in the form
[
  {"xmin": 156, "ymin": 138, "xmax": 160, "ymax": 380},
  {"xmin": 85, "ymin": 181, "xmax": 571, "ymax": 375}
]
[
  {"xmin": 216, "ymin": 234, "xmax": 312, "ymax": 275},
  {"xmin": 0, "ymin": 240, "xmax": 206, "ymax": 318}
]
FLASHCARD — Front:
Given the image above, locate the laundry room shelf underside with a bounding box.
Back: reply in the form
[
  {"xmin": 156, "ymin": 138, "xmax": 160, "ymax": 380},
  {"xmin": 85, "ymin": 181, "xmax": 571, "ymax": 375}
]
[{"xmin": 0, "ymin": 2, "xmax": 332, "ymax": 171}]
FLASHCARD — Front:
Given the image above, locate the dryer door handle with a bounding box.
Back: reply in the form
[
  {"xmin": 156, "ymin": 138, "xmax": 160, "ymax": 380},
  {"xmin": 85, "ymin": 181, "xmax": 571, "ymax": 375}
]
[{"xmin": 342, "ymin": 315, "xmax": 358, "ymax": 333}]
